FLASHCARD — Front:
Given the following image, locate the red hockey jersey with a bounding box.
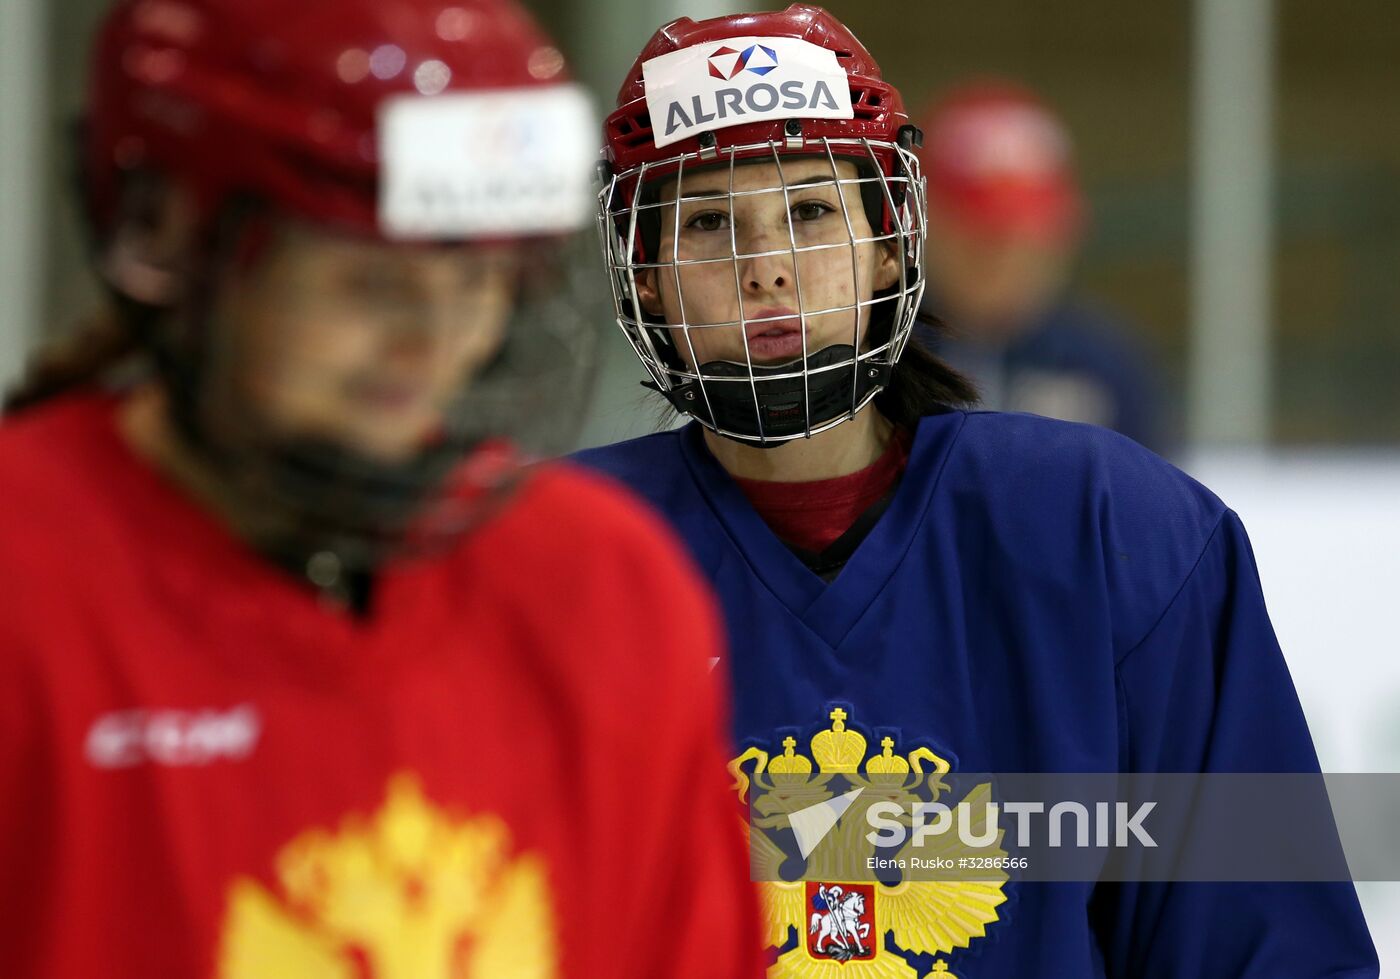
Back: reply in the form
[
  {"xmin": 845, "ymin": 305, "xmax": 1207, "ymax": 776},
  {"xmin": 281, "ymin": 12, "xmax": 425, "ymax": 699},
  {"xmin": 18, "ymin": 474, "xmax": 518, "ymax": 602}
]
[{"xmin": 0, "ymin": 394, "xmax": 760, "ymax": 978}]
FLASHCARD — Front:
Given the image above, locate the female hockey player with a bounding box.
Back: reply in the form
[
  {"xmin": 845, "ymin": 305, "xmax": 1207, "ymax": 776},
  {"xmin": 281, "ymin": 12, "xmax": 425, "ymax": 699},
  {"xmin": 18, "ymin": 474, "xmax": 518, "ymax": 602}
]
[
  {"xmin": 0, "ymin": 0, "xmax": 761, "ymax": 975},
  {"xmin": 580, "ymin": 4, "xmax": 1378, "ymax": 976}
]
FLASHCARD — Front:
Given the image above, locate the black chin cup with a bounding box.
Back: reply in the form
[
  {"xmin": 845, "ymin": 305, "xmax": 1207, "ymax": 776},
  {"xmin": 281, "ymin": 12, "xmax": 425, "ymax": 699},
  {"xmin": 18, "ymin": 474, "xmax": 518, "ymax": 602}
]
[
  {"xmin": 158, "ymin": 343, "xmax": 487, "ymax": 571},
  {"xmin": 647, "ymin": 345, "xmax": 891, "ymax": 444}
]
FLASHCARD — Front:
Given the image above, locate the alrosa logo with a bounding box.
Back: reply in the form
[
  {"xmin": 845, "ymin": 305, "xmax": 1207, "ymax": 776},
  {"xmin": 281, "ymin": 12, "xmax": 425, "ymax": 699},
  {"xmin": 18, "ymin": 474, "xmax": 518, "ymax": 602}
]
[
  {"xmin": 661, "ymin": 45, "xmax": 842, "ymax": 139},
  {"xmin": 707, "ymin": 43, "xmax": 778, "ymax": 80}
]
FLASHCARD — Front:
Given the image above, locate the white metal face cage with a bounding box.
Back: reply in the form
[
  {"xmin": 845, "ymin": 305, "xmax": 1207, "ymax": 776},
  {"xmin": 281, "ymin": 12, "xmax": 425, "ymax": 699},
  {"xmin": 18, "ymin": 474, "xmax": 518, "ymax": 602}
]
[{"xmin": 598, "ymin": 136, "xmax": 928, "ymax": 446}]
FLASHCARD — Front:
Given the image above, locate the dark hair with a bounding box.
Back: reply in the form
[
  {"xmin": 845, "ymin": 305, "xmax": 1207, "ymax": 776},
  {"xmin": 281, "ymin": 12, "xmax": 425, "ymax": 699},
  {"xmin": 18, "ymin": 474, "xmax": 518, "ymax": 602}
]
[
  {"xmin": 5, "ymin": 162, "xmax": 175, "ymax": 415},
  {"xmin": 873, "ymin": 310, "xmax": 979, "ymax": 427},
  {"xmin": 4, "ymin": 303, "xmax": 147, "ymax": 414}
]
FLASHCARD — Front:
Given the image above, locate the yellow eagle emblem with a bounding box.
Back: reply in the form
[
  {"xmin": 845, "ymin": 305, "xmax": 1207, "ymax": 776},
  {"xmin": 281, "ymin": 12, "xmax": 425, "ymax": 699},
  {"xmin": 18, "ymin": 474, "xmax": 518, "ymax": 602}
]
[
  {"xmin": 732, "ymin": 707, "xmax": 1008, "ymax": 978},
  {"xmin": 217, "ymin": 774, "xmax": 557, "ymax": 979}
]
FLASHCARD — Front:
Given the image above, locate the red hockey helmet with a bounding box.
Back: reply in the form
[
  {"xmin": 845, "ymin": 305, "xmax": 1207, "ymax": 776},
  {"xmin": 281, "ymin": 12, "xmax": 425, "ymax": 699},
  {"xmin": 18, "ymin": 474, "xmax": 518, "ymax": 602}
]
[
  {"xmin": 916, "ymin": 80, "xmax": 1084, "ymax": 243},
  {"xmin": 597, "ymin": 5, "xmax": 928, "ymax": 445},
  {"xmin": 603, "ymin": 4, "xmax": 913, "ymax": 187},
  {"xmin": 85, "ymin": 0, "xmax": 592, "ymax": 241}
]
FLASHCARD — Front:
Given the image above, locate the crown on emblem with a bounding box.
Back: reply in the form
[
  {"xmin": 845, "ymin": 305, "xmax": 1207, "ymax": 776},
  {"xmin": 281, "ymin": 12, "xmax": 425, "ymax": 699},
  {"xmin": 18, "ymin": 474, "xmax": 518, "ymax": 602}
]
[
  {"xmin": 731, "ymin": 706, "xmax": 953, "ymax": 801},
  {"xmin": 810, "ymin": 707, "xmax": 866, "ymax": 773},
  {"xmin": 930, "ymin": 961, "xmax": 958, "ymax": 977},
  {"xmin": 866, "ymin": 736, "xmax": 908, "ymax": 774},
  {"xmin": 766, "ymin": 735, "xmax": 813, "ymax": 775}
]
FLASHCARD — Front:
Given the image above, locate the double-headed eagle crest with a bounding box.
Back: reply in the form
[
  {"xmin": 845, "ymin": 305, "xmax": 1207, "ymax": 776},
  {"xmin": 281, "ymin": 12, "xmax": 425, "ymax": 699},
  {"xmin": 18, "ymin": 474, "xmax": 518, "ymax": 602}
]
[
  {"xmin": 731, "ymin": 707, "xmax": 1008, "ymax": 978},
  {"xmin": 217, "ymin": 774, "xmax": 557, "ymax": 979}
]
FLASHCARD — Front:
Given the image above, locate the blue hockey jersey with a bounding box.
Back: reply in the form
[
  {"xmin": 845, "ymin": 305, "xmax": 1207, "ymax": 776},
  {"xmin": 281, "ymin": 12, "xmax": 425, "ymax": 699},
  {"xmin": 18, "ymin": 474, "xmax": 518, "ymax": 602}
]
[{"xmin": 574, "ymin": 409, "xmax": 1378, "ymax": 979}]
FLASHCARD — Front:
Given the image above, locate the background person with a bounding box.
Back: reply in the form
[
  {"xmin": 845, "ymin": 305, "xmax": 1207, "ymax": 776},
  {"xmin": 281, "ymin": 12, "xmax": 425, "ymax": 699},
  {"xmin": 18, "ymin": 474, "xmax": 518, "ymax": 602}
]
[{"xmin": 917, "ymin": 80, "xmax": 1171, "ymax": 454}]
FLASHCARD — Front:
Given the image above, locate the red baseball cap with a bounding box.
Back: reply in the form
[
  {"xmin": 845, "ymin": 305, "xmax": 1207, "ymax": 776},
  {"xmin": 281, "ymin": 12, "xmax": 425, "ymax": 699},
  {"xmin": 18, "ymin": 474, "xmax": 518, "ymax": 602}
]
[{"xmin": 917, "ymin": 80, "xmax": 1083, "ymax": 242}]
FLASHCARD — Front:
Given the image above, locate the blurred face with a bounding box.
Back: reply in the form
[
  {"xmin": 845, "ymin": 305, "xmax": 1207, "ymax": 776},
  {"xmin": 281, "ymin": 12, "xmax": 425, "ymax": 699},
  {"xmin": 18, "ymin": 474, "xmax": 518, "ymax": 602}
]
[
  {"xmin": 636, "ymin": 157, "xmax": 901, "ymax": 368},
  {"xmin": 214, "ymin": 224, "xmax": 519, "ymax": 464},
  {"xmin": 925, "ymin": 203, "xmax": 1073, "ymax": 338}
]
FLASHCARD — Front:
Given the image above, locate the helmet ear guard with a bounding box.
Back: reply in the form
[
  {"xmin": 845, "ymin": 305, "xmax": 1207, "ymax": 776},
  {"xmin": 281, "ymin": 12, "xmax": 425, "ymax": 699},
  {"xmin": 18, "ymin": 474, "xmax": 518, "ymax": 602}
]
[{"xmin": 889, "ymin": 123, "xmax": 924, "ymax": 209}]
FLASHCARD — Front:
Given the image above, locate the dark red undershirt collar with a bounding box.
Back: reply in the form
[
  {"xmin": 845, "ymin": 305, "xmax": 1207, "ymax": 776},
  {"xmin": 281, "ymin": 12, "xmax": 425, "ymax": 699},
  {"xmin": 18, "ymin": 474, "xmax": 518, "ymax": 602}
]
[{"xmin": 732, "ymin": 429, "xmax": 912, "ymax": 555}]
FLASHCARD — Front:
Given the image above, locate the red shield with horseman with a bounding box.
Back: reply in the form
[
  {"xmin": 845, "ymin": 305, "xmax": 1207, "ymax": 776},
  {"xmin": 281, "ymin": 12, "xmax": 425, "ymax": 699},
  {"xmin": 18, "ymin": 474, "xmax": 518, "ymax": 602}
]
[{"xmin": 805, "ymin": 881, "xmax": 876, "ymax": 962}]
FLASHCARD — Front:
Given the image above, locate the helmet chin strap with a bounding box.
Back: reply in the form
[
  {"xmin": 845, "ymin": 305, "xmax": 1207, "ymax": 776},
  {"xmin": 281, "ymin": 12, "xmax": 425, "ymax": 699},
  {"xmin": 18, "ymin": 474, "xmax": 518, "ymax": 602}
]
[{"xmin": 647, "ymin": 344, "xmax": 891, "ymax": 446}]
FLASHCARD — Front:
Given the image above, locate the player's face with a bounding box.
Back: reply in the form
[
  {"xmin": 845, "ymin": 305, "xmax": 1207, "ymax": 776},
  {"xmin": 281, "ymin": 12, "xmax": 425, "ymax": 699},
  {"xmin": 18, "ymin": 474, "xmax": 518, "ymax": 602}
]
[
  {"xmin": 216, "ymin": 225, "xmax": 519, "ymax": 464},
  {"xmin": 636, "ymin": 157, "xmax": 901, "ymax": 368},
  {"xmin": 925, "ymin": 203, "xmax": 1072, "ymax": 336}
]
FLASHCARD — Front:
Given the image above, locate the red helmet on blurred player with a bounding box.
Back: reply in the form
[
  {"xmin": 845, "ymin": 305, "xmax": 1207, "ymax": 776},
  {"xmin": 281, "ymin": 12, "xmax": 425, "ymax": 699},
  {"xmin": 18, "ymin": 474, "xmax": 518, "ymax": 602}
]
[
  {"xmin": 916, "ymin": 80, "xmax": 1084, "ymax": 244},
  {"xmin": 598, "ymin": 4, "xmax": 926, "ymax": 444},
  {"xmin": 82, "ymin": 0, "xmax": 597, "ymax": 567},
  {"xmin": 85, "ymin": 0, "xmax": 589, "ymax": 241}
]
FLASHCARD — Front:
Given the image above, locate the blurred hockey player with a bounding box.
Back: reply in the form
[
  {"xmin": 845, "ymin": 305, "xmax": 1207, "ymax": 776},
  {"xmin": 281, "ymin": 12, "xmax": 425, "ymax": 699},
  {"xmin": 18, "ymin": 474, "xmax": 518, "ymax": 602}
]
[
  {"xmin": 918, "ymin": 80, "xmax": 1170, "ymax": 453},
  {"xmin": 0, "ymin": 0, "xmax": 760, "ymax": 975}
]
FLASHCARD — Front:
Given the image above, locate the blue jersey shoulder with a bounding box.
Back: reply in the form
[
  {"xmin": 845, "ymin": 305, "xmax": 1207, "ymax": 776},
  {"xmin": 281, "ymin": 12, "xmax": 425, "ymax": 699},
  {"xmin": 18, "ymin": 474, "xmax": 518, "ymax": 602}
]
[
  {"xmin": 946, "ymin": 410, "xmax": 1227, "ymax": 654},
  {"xmin": 572, "ymin": 428, "xmax": 693, "ymax": 514},
  {"xmin": 950, "ymin": 409, "xmax": 1214, "ymax": 511}
]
